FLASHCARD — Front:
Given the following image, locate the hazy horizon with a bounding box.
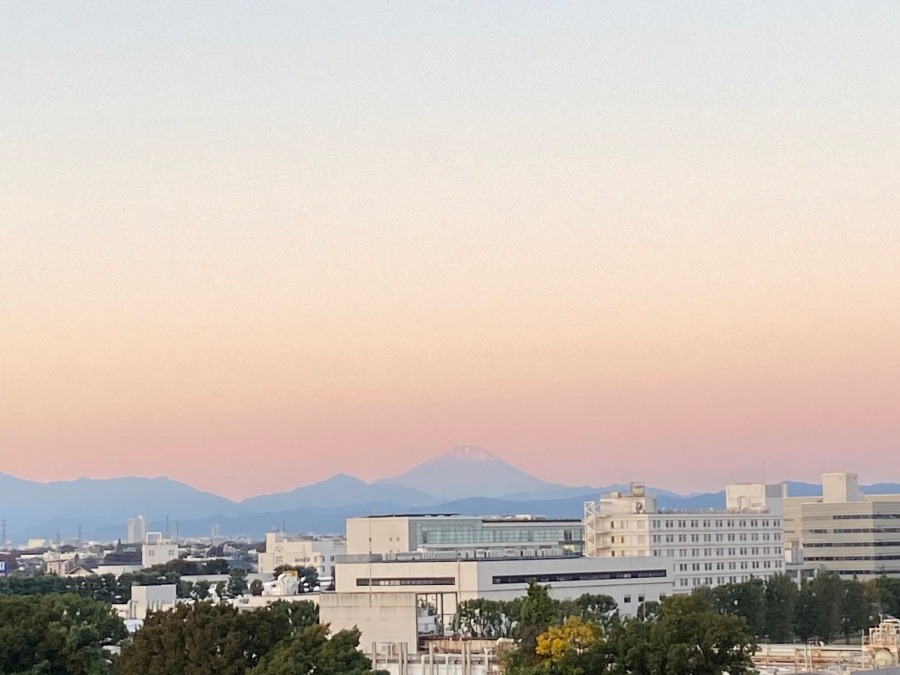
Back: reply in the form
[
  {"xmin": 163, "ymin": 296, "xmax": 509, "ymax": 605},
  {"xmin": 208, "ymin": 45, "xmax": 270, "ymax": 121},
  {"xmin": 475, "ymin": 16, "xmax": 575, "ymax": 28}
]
[{"xmin": 2, "ymin": 3, "xmax": 898, "ymax": 501}]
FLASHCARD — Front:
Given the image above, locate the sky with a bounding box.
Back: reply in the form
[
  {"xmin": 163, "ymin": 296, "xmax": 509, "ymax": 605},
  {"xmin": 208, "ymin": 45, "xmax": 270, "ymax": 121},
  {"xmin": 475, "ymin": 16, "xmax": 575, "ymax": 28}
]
[{"xmin": 1, "ymin": 2, "xmax": 898, "ymax": 501}]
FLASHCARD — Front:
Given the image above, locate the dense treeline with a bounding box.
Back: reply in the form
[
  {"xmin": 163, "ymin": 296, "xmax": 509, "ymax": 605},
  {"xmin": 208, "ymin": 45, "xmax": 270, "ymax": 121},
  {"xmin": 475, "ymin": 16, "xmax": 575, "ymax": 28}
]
[
  {"xmin": 0, "ymin": 560, "xmax": 279, "ymax": 602},
  {"xmin": 453, "ymin": 592, "xmax": 619, "ymax": 639},
  {"xmin": 117, "ymin": 600, "xmax": 386, "ymax": 675},
  {"xmin": 0, "ymin": 593, "xmax": 127, "ymax": 675},
  {"xmin": 700, "ymin": 572, "xmax": 900, "ymax": 643},
  {"xmin": 501, "ymin": 582, "xmax": 756, "ymax": 675}
]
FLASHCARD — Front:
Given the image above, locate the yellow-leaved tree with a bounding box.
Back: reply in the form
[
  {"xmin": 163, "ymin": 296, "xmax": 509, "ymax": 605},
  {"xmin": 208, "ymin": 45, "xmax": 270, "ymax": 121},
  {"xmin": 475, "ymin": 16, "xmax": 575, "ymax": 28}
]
[{"xmin": 535, "ymin": 616, "xmax": 603, "ymax": 665}]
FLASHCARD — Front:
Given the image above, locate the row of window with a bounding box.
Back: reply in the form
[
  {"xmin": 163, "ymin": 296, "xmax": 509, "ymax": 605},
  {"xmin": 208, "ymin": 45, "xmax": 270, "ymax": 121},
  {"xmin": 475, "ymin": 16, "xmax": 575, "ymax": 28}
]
[
  {"xmin": 492, "ymin": 569, "xmax": 669, "ymax": 585},
  {"xmin": 651, "ymin": 532, "xmax": 779, "ymax": 544},
  {"xmin": 677, "ymin": 560, "xmax": 781, "ymax": 571},
  {"xmin": 678, "ymin": 575, "xmax": 752, "ymax": 587},
  {"xmin": 804, "ymin": 554, "xmax": 900, "ymax": 562},
  {"xmin": 650, "ymin": 546, "xmax": 782, "ymax": 557},
  {"xmin": 652, "ymin": 518, "xmax": 780, "ymax": 529},
  {"xmin": 356, "ymin": 577, "xmax": 456, "ymax": 587},
  {"xmin": 806, "ymin": 528, "xmax": 900, "ymax": 535},
  {"xmin": 805, "ymin": 541, "xmax": 900, "ymax": 548}
]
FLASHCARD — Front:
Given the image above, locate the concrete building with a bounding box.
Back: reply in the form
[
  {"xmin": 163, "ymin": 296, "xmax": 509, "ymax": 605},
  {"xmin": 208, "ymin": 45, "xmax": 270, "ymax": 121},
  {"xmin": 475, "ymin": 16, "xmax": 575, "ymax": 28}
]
[
  {"xmin": 142, "ymin": 540, "xmax": 179, "ymax": 568},
  {"xmin": 584, "ymin": 482, "xmax": 785, "ymax": 591},
  {"xmin": 127, "ymin": 516, "xmax": 148, "ymax": 545},
  {"xmin": 784, "ymin": 472, "xmax": 900, "ymax": 578},
  {"xmin": 346, "ymin": 515, "xmax": 583, "ymax": 557},
  {"xmin": 257, "ymin": 533, "xmax": 345, "ymax": 582},
  {"xmin": 321, "ymin": 553, "xmax": 673, "ymax": 653},
  {"xmin": 115, "ymin": 584, "xmax": 178, "ymax": 620}
]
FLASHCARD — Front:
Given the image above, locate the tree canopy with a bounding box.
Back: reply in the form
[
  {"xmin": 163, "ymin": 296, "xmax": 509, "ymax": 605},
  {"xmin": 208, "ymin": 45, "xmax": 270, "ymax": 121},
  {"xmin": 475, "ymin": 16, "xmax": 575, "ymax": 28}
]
[
  {"xmin": 116, "ymin": 599, "xmax": 319, "ymax": 675},
  {"xmin": 0, "ymin": 593, "xmax": 126, "ymax": 675}
]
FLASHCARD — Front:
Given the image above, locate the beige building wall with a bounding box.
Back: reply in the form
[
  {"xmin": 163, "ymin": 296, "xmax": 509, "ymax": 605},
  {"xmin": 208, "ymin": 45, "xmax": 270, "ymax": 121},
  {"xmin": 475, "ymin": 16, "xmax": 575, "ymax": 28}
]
[
  {"xmin": 782, "ymin": 473, "xmax": 900, "ymax": 578},
  {"xmin": 346, "ymin": 517, "xmax": 413, "ymax": 556},
  {"xmin": 319, "ymin": 591, "xmax": 419, "ymax": 651}
]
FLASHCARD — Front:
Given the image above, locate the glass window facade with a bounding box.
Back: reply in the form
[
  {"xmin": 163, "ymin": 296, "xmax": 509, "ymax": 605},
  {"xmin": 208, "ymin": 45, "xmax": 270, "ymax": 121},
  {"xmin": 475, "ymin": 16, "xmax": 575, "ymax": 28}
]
[{"xmin": 413, "ymin": 518, "xmax": 583, "ymax": 554}]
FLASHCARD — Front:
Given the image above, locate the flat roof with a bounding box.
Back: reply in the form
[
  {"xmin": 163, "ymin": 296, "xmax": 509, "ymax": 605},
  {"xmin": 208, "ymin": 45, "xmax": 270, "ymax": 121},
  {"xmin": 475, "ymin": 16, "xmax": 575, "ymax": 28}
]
[{"xmin": 354, "ymin": 514, "xmax": 580, "ymax": 523}]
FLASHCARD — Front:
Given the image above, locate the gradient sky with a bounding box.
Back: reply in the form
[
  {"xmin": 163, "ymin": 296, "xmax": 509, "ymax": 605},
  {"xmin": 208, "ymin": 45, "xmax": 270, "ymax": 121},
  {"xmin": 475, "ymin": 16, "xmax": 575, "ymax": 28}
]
[{"xmin": 1, "ymin": 2, "xmax": 898, "ymax": 500}]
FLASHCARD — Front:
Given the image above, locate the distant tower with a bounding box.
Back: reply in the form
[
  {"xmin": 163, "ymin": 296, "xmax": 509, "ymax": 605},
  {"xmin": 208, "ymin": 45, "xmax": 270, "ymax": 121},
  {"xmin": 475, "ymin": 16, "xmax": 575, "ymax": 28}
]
[
  {"xmin": 127, "ymin": 516, "xmax": 148, "ymax": 544},
  {"xmin": 1, "ymin": 519, "xmax": 6, "ymax": 550}
]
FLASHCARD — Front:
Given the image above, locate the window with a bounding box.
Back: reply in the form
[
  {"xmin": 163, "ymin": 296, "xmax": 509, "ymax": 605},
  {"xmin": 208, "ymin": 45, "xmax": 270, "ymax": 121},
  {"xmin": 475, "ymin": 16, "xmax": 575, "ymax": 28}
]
[{"xmin": 624, "ymin": 595, "xmax": 632, "ymax": 603}]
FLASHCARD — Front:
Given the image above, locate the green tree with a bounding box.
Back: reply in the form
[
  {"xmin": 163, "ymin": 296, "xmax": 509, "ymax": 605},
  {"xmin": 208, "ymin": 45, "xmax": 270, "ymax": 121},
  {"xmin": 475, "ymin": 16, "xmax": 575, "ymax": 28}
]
[
  {"xmin": 797, "ymin": 572, "xmax": 844, "ymax": 642},
  {"xmin": 117, "ymin": 599, "xmax": 318, "ymax": 675},
  {"xmin": 713, "ymin": 579, "xmax": 766, "ymax": 638},
  {"xmin": 608, "ymin": 593, "xmax": 756, "ymax": 675},
  {"xmin": 841, "ymin": 577, "xmax": 874, "ymax": 643},
  {"xmin": 764, "ymin": 573, "xmax": 798, "ymax": 642},
  {"xmin": 226, "ymin": 567, "xmax": 249, "ymax": 597},
  {"xmin": 251, "ymin": 624, "xmax": 385, "ymax": 675},
  {"xmin": 0, "ymin": 593, "xmax": 126, "ymax": 675},
  {"xmin": 250, "ymin": 578, "xmax": 265, "ymax": 596}
]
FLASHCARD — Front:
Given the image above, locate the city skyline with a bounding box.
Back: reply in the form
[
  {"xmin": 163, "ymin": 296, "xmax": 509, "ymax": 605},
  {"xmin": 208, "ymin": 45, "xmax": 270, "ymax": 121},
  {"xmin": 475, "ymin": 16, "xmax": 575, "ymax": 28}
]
[{"xmin": 2, "ymin": 3, "xmax": 898, "ymax": 500}]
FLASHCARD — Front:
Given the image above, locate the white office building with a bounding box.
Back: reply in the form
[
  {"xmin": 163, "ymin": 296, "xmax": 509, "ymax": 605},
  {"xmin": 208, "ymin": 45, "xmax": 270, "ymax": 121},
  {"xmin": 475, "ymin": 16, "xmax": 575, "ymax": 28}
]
[
  {"xmin": 321, "ymin": 553, "xmax": 673, "ymax": 653},
  {"xmin": 257, "ymin": 532, "xmax": 345, "ymax": 581},
  {"xmin": 584, "ymin": 482, "xmax": 785, "ymax": 591}
]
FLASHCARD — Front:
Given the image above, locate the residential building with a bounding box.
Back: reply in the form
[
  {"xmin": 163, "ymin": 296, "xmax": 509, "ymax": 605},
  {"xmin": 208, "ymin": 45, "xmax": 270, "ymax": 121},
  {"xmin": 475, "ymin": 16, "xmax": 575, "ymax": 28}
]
[
  {"xmin": 322, "ymin": 553, "xmax": 673, "ymax": 652},
  {"xmin": 784, "ymin": 472, "xmax": 900, "ymax": 578},
  {"xmin": 345, "ymin": 514, "xmax": 583, "ymax": 557},
  {"xmin": 584, "ymin": 482, "xmax": 785, "ymax": 591},
  {"xmin": 127, "ymin": 516, "xmax": 148, "ymax": 545},
  {"xmin": 257, "ymin": 532, "xmax": 345, "ymax": 581}
]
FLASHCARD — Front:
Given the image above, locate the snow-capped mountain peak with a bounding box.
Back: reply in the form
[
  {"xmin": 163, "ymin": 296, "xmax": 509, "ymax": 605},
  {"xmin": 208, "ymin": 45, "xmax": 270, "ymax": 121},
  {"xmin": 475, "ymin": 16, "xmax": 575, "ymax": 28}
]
[{"xmin": 438, "ymin": 445, "xmax": 498, "ymax": 462}]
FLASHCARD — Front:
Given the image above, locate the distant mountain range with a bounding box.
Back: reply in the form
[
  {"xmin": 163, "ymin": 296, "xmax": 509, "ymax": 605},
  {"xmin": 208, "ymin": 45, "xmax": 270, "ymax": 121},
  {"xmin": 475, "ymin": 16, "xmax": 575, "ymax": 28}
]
[{"xmin": 2, "ymin": 445, "xmax": 898, "ymax": 543}]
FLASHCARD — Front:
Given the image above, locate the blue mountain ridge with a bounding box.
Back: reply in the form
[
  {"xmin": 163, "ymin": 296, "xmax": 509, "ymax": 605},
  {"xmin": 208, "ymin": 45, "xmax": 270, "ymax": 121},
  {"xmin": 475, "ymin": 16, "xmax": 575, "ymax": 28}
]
[{"xmin": 2, "ymin": 446, "xmax": 897, "ymax": 541}]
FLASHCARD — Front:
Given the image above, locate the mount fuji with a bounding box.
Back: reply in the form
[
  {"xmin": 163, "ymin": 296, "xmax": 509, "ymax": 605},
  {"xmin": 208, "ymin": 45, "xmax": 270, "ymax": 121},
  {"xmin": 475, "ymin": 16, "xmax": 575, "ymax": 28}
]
[{"xmin": 376, "ymin": 445, "xmax": 590, "ymax": 501}]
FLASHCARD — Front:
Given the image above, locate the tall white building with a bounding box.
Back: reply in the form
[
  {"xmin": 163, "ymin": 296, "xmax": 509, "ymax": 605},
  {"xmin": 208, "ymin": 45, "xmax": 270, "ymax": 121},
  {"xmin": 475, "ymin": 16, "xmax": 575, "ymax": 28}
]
[
  {"xmin": 257, "ymin": 532, "xmax": 345, "ymax": 581},
  {"xmin": 584, "ymin": 483, "xmax": 785, "ymax": 591},
  {"xmin": 127, "ymin": 516, "xmax": 148, "ymax": 544}
]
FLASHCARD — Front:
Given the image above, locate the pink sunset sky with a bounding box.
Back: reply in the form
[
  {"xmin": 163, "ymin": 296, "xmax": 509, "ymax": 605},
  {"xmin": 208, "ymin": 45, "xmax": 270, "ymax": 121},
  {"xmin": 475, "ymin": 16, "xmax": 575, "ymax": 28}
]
[{"xmin": 1, "ymin": 4, "xmax": 898, "ymax": 500}]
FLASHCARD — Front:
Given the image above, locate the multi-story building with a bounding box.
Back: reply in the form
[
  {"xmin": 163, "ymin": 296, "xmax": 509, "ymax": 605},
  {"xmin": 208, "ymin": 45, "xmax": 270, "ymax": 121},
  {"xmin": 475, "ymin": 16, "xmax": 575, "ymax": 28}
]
[
  {"xmin": 345, "ymin": 514, "xmax": 583, "ymax": 557},
  {"xmin": 321, "ymin": 553, "xmax": 673, "ymax": 652},
  {"xmin": 127, "ymin": 516, "xmax": 148, "ymax": 544},
  {"xmin": 257, "ymin": 532, "xmax": 345, "ymax": 581},
  {"xmin": 784, "ymin": 472, "xmax": 900, "ymax": 578},
  {"xmin": 584, "ymin": 482, "xmax": 785, "ymax": 591}
]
